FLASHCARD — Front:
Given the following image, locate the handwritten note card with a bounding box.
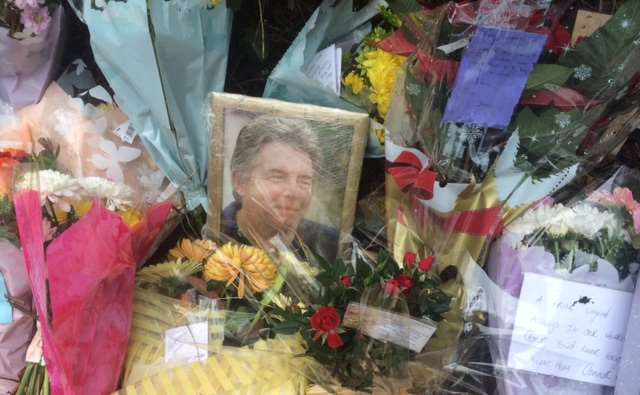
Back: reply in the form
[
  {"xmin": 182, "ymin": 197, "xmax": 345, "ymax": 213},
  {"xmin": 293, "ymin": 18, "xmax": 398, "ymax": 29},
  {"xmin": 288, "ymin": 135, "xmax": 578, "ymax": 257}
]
[
  {"xmin": 343, "ymin": 303, "xmax": 437, "ymax": 352},
  {"xmin": 164, "ymin": 322, "xmax": 208, "ymax": 364},
  {"xmin": 303, "ymin": 44, "xmax": 342, "ymax": 95},
  {"xmin": 442, "ymin": 27, "xmax": 547, "ymax": 129},
  {"xmin": 508, "ymin": 273, "xmax": 633, "ymax": 386}
]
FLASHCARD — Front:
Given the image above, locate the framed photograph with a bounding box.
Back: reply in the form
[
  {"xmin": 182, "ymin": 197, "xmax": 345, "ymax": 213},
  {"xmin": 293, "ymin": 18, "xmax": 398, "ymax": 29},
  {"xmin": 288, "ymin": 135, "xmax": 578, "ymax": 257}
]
[{"xmin": 207, "ymin": 93, "xmax": 369, "ymax": 262}]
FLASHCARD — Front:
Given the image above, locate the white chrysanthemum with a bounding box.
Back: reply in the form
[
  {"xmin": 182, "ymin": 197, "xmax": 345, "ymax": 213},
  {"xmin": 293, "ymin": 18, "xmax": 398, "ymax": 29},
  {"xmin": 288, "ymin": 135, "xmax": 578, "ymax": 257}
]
[
  {"xmin": 570, "ymin": 204, "xmax": 622, "ymax": 239},
  {"xmin": 508, "ymin": 204, "xmax": 569, "ymax": 236},
  {"xmin": 508, "ymin": 202, "xmax": 628, "ymax": 241},
  {"xmin": 15, "ymin": 170, "xmax": 79, "ymax": 211},
  {"xmin": 78, "ymin": 177, "xmax": 135, "ymax": 209}
]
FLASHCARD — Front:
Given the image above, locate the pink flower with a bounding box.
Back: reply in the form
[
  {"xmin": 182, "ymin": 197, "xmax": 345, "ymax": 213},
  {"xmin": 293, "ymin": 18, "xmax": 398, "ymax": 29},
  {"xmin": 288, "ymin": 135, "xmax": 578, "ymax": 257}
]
[
  {"xmin": 20, "ymin": 6, "xmax": 51, "ymax": 35},
  {"xmin": 12, "ymin": 0, "xmax": 39, "ymax": 10},
  {"xmin": 589, "ymin": 187, "xmax": 640, "ymax": 234},
  {"xmin": 633, "ymin": 208, "xmax": 640, "ymax": 234}
]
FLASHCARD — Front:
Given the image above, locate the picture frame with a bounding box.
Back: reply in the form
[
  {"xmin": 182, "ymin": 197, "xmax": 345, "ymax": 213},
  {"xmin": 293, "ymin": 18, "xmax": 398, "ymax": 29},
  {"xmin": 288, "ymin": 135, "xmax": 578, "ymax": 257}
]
[{"xmin": 206, "ymin": 93, "xmax": 369, "ymax": 260}]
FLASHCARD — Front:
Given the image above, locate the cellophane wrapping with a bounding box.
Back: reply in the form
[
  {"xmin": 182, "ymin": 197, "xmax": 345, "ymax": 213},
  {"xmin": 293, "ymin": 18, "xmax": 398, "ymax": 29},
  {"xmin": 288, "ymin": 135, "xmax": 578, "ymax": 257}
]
[
  {"xmin": 5, "ymin": 82, "xmax": 174, "ymax": 395},
  {"xmin": 381, "ymin": 0, "xmax": 640, "ymax": 393}
]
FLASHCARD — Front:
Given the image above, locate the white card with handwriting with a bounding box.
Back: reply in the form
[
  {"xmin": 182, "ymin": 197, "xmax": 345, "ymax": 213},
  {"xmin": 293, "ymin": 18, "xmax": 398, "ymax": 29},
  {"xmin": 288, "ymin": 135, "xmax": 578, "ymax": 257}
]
[
  {"xmin": 508, "ymin": 273, "xmax": 633, "ymax": 386},
  {"xmin": 342, "ymin": 303, "xmax": 437, "ymax": 352}
]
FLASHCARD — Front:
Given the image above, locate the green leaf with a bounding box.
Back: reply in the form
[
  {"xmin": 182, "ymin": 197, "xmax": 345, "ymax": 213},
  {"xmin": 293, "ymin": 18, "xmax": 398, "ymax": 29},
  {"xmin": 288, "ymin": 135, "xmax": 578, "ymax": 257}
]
[
  {"xmin": 525, "ymin": 64, "xmax": 574, "ymax": 91},
  {"xmin": 560, "ymin": 0, "xmax": 640, "ymax": 97}
]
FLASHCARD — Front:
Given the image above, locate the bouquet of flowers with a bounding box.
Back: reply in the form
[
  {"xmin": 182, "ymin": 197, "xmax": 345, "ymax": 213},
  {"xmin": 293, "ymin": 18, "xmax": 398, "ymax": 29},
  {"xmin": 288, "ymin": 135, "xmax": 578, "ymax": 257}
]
[
  {"xmin": 264, "ymin": 0, "xmax": 409, "ymax": 157},
  {"xmin": 120, "ymin": 238, "xmax": 311, "ymax": 394},
  {"xmin": 382, "ymin": 0, "xmax": 640, "ymax": 375},
  {"xmin": 1, "ymin": 81, "xmax": 175, "ymax": 395},
  {"xmin": 118, "ymin": 228, "xmax": 453, "ymax": 394},
  {"xmin": 0, "ymin": 0, "xmax": 64, "ymax": 108},
  {"xmin": 484, "ymin": 168, "xmax": 640, "ymax": 394},
  {"xmin": 268, "ymin": 249, "xmax": 451, "ymax": 393}
]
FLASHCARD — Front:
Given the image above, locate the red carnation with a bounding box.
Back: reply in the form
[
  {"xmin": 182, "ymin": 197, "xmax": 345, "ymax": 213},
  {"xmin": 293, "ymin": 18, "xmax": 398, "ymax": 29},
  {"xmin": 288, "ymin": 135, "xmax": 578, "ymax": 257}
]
[
  {"xmin": 419, "ymin": 256, "xmax": 435, "ymax": 273},
  {"xmin": 340, "ymin": 275, "xmax": 352, "ymax": 287},
  {"xmin": 404, "ymin": 252, "xmax": 417, "ymax": 270},
  {"xmin": 310, "ymin": 307, "xmax": 343, "ymax": 349}
]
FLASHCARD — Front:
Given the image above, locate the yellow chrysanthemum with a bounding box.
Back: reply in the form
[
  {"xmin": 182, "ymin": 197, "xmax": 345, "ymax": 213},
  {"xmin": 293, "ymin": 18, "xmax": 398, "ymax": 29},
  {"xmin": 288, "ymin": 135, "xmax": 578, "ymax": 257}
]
[
  {"xmin": 343, "ymin": 71, "xmax": 366, "ymax": 95},
  {"xmin": 54, "ymin": 199, "xmax": 93, "ymax": 224},
  {"xmin": 119, "ymin": 207, "xmax": 143, "ymax": 228},
  {"xmin": 170, "ymin": 239, "xmax": 217, "ymax": 263},
  {"xmin": 361, "ymin": 49, "xmax": 406, "ymax": 119},
  {"xmin": 204, "ymin": 243, "xmax": 277, "ymax": 298}
]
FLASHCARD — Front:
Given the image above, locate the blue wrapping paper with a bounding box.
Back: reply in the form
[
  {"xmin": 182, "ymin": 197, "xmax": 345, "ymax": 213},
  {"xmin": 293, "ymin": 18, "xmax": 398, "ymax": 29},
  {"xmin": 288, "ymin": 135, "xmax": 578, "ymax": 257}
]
[
  {"xmin": 66, "ymin": 0, "xmax": 233, "ymax": 209},
  {"xmin": 263, "ymin": 0, "xmax": 385, "ymax": 157}
]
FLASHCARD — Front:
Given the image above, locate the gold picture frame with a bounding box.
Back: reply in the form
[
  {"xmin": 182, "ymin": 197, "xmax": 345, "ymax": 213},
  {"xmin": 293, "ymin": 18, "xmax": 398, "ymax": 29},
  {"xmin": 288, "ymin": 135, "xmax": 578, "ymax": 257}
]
[{"xmin": 206, "ymin": 93, "xmax": 369, "ymax": 258}]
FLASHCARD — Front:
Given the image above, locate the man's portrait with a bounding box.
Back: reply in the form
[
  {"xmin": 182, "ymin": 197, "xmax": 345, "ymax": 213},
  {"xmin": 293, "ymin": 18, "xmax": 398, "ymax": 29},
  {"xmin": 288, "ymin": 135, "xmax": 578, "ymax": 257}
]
[{"xmin": 207, "ymin": 94, "xmax": 369, "ymax": 262}]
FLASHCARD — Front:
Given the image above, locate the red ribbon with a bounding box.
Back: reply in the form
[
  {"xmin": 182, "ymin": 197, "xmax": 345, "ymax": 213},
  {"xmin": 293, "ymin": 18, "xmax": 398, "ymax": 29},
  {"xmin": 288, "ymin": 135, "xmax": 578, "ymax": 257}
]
[
  {"xmin": 387, "ymin": 151, "xmax": 438, "ymax": 200},
  {"xmin": 412, "ymin": 196, "xmax": 504, "ymax": 237}
]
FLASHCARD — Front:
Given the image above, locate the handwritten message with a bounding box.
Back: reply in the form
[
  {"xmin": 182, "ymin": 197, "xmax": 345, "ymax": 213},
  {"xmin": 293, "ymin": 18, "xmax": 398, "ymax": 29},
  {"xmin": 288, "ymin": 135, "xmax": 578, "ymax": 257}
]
[
  {"xmin": 508, "ymin": 273, "xmax": 633, "ymax": 386},
  {"xmin": 442, "ymin": 27, "xmax": 547, "ymax": 129},
  {"xmin": 164, "ymin": 322, "xmax": 208, "ymax": 364},
  {"xmin": 303, "ymin": 44, "xmax": 342, "ymax": 95},
  {"xmin": 343, "ymin": 303, "xmax": 437, "ymax": 352}
]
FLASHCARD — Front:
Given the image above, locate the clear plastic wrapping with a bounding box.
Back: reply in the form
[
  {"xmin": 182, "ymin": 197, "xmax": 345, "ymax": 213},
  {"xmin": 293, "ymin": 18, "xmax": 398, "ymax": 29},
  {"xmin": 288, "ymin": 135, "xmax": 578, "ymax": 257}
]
[
  {"xmin": 115, "ymin": 93, "xmax": 463, "ymax": 394},
  {"xmin": 3, "ymin": 83, "xmax": 174, "ymax": 395},
  {"xmin": 381, "ymin": 0, "xmax": 640, "ymax": 393}
]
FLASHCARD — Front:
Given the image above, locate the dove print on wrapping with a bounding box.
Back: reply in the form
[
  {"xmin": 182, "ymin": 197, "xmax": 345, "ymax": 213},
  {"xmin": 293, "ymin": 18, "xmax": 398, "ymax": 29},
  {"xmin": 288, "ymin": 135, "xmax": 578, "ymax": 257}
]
[{"xmin": 91, "ymin": 138, "xmax": 141, "ymax": 183}]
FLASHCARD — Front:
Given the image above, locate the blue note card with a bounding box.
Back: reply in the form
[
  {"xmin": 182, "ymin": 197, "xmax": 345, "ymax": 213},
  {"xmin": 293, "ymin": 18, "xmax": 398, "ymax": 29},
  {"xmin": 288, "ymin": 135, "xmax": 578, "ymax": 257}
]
[
  {"xmin": 0, "ymin": 272, "xmax": 12, "ymax": 325},
  {"xmin": 442, "ymin": 26, "xmax": 547, "ymax": 129}
]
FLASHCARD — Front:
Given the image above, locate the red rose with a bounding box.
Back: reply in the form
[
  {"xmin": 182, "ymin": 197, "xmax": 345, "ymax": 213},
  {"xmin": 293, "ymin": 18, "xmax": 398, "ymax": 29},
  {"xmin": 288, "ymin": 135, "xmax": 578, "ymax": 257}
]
[
  {"xmin": 340, "ymin": 276, "xmax": 352, "ymax": 287},
  {"xmin": 396, "ymin": 275, "xmax": 413, "ymax": 291},
  {"xmin": 419, "ymin": 256, "xmax": 435, "ymax": 273},
  {"xmin": 384, "ymin": 275, "xmax": 413, "ymax": 296},
  {"xmin": 403, "ymin": 252, "xmax": 417, "ymax": 270},
  {"xmin": 310, "ymin": 307, "xmax": 343, "ymax": 349}
]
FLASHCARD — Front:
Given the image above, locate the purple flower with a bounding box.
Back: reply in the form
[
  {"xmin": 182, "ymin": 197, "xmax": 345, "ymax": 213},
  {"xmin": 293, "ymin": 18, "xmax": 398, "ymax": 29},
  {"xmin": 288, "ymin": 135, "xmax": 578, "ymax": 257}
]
[
  {"xmin": 20, "ymin": 5, "xmax": 51, "ymax": 35},
  {"xmin": 12, "ymin": 0, "xmax": 39, "ymax": 10}
]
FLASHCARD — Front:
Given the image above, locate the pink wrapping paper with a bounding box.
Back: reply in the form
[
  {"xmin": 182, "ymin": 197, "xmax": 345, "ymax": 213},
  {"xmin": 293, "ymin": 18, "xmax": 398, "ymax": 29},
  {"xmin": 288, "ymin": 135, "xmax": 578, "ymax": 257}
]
[
  {"xmin": 0, "ymin": 8, "xmax": 65, "ymax": 109},
  {"xmin": 13, "ymin": 190, "xmax": 171, "ymax": 395}
]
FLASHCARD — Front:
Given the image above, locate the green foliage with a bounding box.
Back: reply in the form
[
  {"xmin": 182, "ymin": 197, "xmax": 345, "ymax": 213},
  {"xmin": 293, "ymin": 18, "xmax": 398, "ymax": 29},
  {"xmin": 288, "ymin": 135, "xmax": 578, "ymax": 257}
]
[
  {"xmin": 513, "ymin": 107, "xmax": 606, "ymax": 181},
  {"xmin": 560, "ymin": 0, "xmax": 640, "ymax": 97},
  {"xmin": 525, "ymin": 64, "xmax": 574, "ymax": 91},
  {"xmin": 269, "ymin": 249, "xmax": 451, "ymax": 391},
  {"xmin": 0, "ymin": 196, "xmax": 19, "ymax": 247}
]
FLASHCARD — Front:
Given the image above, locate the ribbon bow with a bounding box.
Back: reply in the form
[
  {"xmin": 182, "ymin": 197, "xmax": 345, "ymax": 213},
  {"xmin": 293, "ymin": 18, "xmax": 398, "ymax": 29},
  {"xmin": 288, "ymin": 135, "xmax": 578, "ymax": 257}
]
[{"xmin": 387, "ymin": 151, "xmax": 438, "ymax": 200}]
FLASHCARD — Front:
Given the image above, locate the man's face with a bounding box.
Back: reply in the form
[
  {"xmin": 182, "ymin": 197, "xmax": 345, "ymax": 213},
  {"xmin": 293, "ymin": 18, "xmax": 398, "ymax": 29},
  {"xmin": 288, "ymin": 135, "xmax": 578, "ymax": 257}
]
[{"xmin": 234, "ymin": 142, "xmax": 314, "ymax": 231}]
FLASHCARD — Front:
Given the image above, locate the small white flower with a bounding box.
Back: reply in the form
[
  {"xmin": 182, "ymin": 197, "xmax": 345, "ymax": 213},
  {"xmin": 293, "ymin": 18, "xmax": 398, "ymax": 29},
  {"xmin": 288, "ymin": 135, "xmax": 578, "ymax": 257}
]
[
  {"xmin": 554, "ymin": 113, "xmax": 572, "ymax": 129},
  {"xmin": 78, "ymin": 177, "xmax": 135, "ymax": 209},
  {"xmin": 574, "ymin": 64, "xmax": 593, "ymax": 81},
  {"xmin": 15, "ymin": 170, "xmax": 79, "ymax": 212},
  {"xmin": 621, "ymin": 19, "xmax": 632, "ymax": 29}
]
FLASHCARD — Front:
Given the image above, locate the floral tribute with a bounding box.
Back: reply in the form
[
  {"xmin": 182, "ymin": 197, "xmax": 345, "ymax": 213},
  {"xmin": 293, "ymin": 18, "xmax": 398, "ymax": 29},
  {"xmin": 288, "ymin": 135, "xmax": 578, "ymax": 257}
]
[{"xmin": 0, "ymin": 0, "xmax": 61, "ymax": 36}]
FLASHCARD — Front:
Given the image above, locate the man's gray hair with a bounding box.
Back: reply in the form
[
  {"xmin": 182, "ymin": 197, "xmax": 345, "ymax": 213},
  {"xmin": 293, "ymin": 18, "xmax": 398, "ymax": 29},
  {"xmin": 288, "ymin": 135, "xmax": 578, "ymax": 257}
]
[{"xmin": 230, "ymin": 115, "xmax": 321, "ymax": 181}]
